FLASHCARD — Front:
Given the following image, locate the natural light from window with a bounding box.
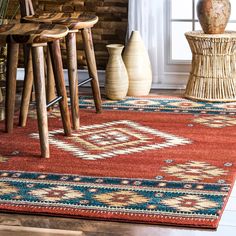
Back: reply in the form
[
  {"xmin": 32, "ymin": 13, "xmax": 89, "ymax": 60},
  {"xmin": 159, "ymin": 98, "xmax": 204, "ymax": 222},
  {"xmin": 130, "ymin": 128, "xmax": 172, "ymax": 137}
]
[{"xmin": 170, "ymin": 0, "xmax": 236, "ymax": 61}]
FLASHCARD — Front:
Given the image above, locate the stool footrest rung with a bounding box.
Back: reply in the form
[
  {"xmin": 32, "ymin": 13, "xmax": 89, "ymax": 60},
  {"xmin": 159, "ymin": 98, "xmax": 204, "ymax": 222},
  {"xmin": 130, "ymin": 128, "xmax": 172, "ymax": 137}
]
[
  {"xmin": 78, "ymin": 77, "xmax": 93, "ymax": 87},
  {"xmin": 46, "ymin": 96, "xmax": 63, "ymax": 108}
]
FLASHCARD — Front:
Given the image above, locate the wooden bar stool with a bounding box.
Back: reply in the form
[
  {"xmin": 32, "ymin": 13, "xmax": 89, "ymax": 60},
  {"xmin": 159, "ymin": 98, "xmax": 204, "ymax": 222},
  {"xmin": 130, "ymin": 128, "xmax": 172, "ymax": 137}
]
[
  {"xmin": 19, "ymin": 0, "xmax": 102, "ymax": 131},
  {"xmin": 0, "ymin": 23, "xmax": 72, "ymax": 158}
]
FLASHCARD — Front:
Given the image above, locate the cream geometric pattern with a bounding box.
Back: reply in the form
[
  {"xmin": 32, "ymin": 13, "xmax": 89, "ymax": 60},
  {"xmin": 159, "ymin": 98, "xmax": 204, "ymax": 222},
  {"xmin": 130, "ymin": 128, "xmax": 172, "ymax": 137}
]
[
  {"xmin": 213, "ymin": 102, "xmax": 236, "ymax": 110},
  {"xmin": 125, "ymin": 99, "xmax": 160, "ymax": 107},
  {"xmin": 29, "ymin": 186, "xmax": 84, "ymax": 202},
  {"xmin": 168, "ymin": 101, "xmax": 203, "ymax": 108},
  {"xmin": 30, "ymin": 120, "xmax": 192, "ymax": 161},
  {"xmin": 161, "ymin": 194, "xmax": 218, "ymax": 212},
  {"xmin": 94, "ymin": 190, "xmax": 149, "ymax": 207},
  {"xmin": 0, "ymin": 154, "xmax": 8, "ymax": 163},
  {"xmin": 0, "ymin": 182, "xmax": 18, "ymax": 195},
  {"xmin": 194, "ymin": 115, "xmax": 236, "ymax": 128},
  {"xmin": 68, "ymin": 128, "xmax": 151, "ymax": 151},
  {"xmin": 162, "ymin": 161, "xmax": 228, "ymax": 182}
]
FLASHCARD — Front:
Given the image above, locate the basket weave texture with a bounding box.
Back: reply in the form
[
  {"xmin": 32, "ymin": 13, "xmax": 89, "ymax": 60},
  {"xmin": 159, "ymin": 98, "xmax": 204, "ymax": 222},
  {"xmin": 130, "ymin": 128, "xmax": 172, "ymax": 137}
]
[{"xmin": 185, "ymin": 31, "xmax": 236, "ymax": 102}]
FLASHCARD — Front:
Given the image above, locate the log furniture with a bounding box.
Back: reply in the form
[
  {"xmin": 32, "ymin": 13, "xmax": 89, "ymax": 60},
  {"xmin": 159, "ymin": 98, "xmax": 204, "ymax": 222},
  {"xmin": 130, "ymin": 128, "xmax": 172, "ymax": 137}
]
[
  {"xmin": 19, "ymin": 0, "xmax": 102, "ymax": 131},
  {"xmin": 185, "ymin": 31, "xmax": 236, "ymax": 102},
  {"xmin": 0, "ymin": 23, "xmax": 72, "ymax": 158}
]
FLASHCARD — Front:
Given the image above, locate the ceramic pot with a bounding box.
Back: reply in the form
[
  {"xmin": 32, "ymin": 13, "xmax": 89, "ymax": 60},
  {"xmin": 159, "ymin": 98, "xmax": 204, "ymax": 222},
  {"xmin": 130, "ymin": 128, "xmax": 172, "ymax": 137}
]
[
  {"xmin": 123, "ymin": 31, "xmax": 152, "ymax": 96},
  {"xmin": 105, "ymin": 44, "xmax": 129, "ymax": 100},
  {"xmin": 197, "ymin": 0, "xmax": 231, "ymax": 34}
]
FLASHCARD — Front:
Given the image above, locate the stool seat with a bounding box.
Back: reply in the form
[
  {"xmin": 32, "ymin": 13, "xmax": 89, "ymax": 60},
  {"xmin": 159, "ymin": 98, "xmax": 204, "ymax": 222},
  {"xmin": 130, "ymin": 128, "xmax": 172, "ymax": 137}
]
[
  {"xmin": 2, "ymin": 22, "xmax": 71, "ymax": 158},
  {"xmin": 0, "ymin": 23, "xmax": 68, "ymax": 44},
  {"xmin": 18, "ymin": 0, "xmax": 102, "ymax": 131},
  {"xmin": 23, "ymin": 13, "xmax": 98, "ymax": 31}
]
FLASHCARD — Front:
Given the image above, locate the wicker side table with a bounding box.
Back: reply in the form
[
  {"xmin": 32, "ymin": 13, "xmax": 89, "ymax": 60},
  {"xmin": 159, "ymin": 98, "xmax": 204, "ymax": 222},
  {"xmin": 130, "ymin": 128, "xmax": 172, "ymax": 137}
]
[{"xmin": 185, "ymin": 31, "xmax": 236, "ymax": 102}]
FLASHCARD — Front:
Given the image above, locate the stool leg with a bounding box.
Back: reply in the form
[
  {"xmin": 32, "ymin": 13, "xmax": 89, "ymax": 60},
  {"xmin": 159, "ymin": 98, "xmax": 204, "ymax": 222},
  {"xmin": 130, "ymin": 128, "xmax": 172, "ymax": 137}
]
[
  {"xmin": 66, "ymin": 32, "xmax": 80, "ymax": 130},
  {"xmin": 31, "ymin": 46, "xmax": 49, "ymax": 158},
  {"xmin": 46, "ymin": 47, "xmax": 56, "ymax": 108},
  {"xmin": 81, "ymin": 28, "xmax": 102, "ymax": 113},
  {"xmin": 19, "ymin": 45, "xmax": 33, "ymax": 127},
  {"xmin": 5, "ymin": 43, "xmax": 19, "ymax": 133},
  {"xmin": 0, "ymin": 88, "xmax": 3, "ymax": 103},
  {"xmin": 48, "ymin": 40, "xmax": 72, "ymax": 136}
]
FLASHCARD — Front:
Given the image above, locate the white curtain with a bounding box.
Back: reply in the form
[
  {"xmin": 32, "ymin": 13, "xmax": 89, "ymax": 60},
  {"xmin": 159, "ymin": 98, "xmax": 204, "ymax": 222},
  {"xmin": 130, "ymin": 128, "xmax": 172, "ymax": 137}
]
[{"xmin": 128, "ymin": 0, "xmax": 164, "ymax": 85}]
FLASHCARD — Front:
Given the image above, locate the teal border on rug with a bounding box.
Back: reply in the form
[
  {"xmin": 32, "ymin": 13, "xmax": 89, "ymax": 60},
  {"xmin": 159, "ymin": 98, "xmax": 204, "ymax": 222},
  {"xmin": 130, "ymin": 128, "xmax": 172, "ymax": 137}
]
[
  {"xmin": 79, "ymin": 96, "xmax": 236, "ymax": 115},
  {"xmin": 0, "ymin": 171, "xmax": 230, "ymax": 221}
]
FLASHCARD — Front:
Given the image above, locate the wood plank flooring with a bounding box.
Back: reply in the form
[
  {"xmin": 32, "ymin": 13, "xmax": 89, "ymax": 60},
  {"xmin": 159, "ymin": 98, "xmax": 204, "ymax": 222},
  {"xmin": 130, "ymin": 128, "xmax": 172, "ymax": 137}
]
[{"xmin": 0, "ymin": 89, "xmax": 235, "ymax": 236}]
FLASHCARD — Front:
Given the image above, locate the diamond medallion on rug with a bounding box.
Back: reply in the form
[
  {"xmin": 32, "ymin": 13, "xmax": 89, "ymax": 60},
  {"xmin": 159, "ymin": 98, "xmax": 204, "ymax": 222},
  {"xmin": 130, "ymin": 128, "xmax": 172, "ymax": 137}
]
[
  {"xmin": 0, "ymin": 96, "xmax": 235, "ymax": 229},
  {"xmin": 30, "ymin": 120, "xmax": 191, "ymax": 160}
]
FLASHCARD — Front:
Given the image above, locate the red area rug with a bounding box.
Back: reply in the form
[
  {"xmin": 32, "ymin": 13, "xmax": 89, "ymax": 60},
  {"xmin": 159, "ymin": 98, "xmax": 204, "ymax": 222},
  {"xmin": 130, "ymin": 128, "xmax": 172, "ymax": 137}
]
[{"xmin": 0, "ymin": 99, "xmax": 236, "ymax": 229}]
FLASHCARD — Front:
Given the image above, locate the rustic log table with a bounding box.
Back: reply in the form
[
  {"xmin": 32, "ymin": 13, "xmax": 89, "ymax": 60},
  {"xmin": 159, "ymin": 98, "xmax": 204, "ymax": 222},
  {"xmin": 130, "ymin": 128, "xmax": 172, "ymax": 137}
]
[{"xmin": 185, "ymin": 31, "xmax": 236, "ymax": 102}]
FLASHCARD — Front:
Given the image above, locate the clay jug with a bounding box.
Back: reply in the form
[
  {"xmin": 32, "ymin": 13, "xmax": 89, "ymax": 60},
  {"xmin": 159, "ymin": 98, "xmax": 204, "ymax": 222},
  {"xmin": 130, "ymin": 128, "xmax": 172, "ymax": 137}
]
[
  {"xmin": 105, "ymin": 44, "xmax": 129, "ymax": 100},
  {"xmin": 123, "ymin": 31, "xmax": 152, "ymax": 96},
  {"xmin": 197, "ymin": 0, "xmax": 231, "ymax": 34}
]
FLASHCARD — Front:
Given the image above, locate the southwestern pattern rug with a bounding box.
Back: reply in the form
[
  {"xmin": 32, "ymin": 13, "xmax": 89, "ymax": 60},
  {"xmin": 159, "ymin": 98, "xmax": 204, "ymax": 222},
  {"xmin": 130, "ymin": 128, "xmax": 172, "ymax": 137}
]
[
  {"xmin": 0, "ymin": 95, "xmax": 236, "ymax": 229},
  {"xmin": 79, "ymin": 95, "xmax": 236, "ymax": 115}
]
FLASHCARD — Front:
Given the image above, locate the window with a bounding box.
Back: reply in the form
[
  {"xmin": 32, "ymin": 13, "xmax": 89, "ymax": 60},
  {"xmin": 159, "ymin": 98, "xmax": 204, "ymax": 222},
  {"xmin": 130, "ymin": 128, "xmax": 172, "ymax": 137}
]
[
  {"xmin": 169, "ymin": 0, "xmax": 236, "ymax": 62},
  {"xmin": 128, "ymin": 0, "xmax": 236, "ymax": 88}
]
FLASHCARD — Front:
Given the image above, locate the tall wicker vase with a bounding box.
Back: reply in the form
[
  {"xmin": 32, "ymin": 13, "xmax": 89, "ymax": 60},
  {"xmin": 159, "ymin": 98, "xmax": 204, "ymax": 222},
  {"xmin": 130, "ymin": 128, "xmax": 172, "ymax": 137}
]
[
  {"xmin": 123, "ymin": 31, "xmax": 152, "ymax": 96},
  {"xmin": 197, "ymin": 0, "xmax": 231, "ymax": 34},
  {"xmin": 105, "ymin": 44, "xmax": 129, "ymax": 100}
]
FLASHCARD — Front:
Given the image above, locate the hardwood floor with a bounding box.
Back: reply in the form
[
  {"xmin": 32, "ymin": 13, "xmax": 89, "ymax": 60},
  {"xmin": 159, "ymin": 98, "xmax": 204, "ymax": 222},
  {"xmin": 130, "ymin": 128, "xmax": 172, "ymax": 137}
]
[{"xmin": 0, "ymin": 89, "xmax": 235, "ymax": 236}]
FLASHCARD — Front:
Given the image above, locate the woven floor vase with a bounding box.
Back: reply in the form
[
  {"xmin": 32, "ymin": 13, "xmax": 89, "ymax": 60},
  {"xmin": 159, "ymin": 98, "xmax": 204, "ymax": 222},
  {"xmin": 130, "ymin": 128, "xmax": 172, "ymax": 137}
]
[
  {"xmin": 197, "ymin": 0, "xmax": 231, "ymax": 34},
  {"xmin": 105, "ymin": 44, "xmax": 129, "ymax": 100},
  {"xmin": 123, "ymin": 31, "xmax": 152, "ymax": 96}
]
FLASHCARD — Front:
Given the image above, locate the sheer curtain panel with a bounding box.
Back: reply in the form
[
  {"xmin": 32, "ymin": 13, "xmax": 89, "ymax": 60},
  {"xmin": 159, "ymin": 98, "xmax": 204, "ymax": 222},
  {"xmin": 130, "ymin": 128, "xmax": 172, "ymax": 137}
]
[{"xmin": 128, "ymin": 0, "xmax": 165, "ymax": 86}]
